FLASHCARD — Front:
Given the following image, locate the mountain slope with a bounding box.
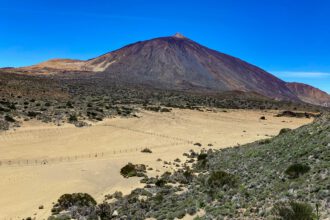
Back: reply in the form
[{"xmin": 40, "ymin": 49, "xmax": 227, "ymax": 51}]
[
  {"xmin": 17, "ymin": 59, "xmax": 84, "ymax": 74},
  {"xmin": 287, "ymin": 82, "xmax": 330, "ymax": 107},
  {"xmin": 8, "ymin": 33, "xmax": 330, "ymax": 106},
  {"xmin": 83, "ymin": 33, "xmax": 298, "ymax": 101}
]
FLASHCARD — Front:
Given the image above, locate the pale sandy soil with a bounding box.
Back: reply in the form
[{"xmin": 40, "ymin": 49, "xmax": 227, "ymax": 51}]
[{"xmin": 0, "ymin": 109, "xmax": 312, "ymax": 219}]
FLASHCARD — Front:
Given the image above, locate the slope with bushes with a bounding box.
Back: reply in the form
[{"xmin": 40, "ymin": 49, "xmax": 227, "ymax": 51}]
[{"xmin": 48, "ymin": 114, "xmax": 330, "ymax": 219}]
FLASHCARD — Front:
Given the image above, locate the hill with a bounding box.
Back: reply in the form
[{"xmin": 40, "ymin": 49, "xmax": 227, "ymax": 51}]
[
  {"xmin": 287, "ymin": 82, "xmax": 330, "ymax": 107},
  {"xmin": 48, "ymin": 113, "xmax": 330, "ymax": 219}
]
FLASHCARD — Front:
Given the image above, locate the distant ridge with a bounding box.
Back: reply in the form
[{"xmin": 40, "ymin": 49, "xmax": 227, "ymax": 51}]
[{"xmin": 286, "ymin": 82, "xmax": 330, "ymax": 107}]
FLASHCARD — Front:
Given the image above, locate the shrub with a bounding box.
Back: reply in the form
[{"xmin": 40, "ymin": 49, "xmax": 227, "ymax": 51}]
[
  {"xmin": 121, "ymin": 163, "xmax": 137, "ymax": 178},
  {"xmin": 155, "ymin": 178, "xmax": 166, "ymax": 187},
  {"xmin": 174, "ymin": 158, "xmax": 181, "ymax": 162},
  {"xmin": 207, "ymin": 171, "xmax": 238, "ymax": 188},
  {"xmin": 120, "ymin": 163, "xmax": 146, "ymax": 178},
  {"xmin": 27, "ymin": 111, "xmax": 39, "ymax": 117},
  {"xmin": 279, "ymin": 128, "xmax": 291, "ymax": 135},
  {"xmin": 4, "ymin": 115, "xmax": 15, "ymax": 122},
  {"xmin": 68, "ymin": 115, "xmax": 78, "ymax": 122},
  {"xmin": 52, "ymin": 193, "xmax": 96, "ymax": 214},
  {"xmin": 66, "ymin": 101, "xmax": 74, "ymax": 108},
  {"xmin": 197, "ymin": 153, "xmax": 207, "ymax": 161},
  {"xmin": 194, "ymin": 142, "xmax": 202, "ymax": 147},
  {"xmin": 285, "ymin": 163, "xmax": 310, "ymax": 179},
  {"xmin": 160, "ymin": 107, "xmax": 171, "ymax": 112},
  {"xmin": 260, "ymin": 116, "xmax": 266, "ymax": 120},
  {"xmin": 271, "ymin": 201, "xmax": 315, "ymax": 220},
  {"xmin": 141, "ymin": 148, "xmax": 152, "ymax": 153}
]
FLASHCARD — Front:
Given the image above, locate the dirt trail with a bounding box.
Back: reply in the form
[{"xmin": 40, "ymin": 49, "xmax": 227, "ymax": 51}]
[{"xmin": 0, "ymin": 109, "xmax": 312, "ymax": 219}]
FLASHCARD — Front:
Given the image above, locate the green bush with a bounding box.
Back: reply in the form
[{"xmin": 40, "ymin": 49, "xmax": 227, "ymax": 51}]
[
  {"xmin": 68, "ymin": 114, "xmax": 78, "ymax": 122},
  {"xmin": 120, "ymin": 163, "xmax": 137, "ymax": 178},
  {"xmin": 160, "ymin": 107, "xmax": 171, "ymax": 112},
  {"xmin": 258, "ymin": 138, "xmax": 271, "ymax": 145},
  {"xmin": 271, "ymin": 201, "xmax": 315, "ymax": 220},
  {"xmin": 4, "ymin": 115, "xmax": 15, "ymax": 122},
  {"xmin": 285, "ymin": 163, "xmax": 310, "ymax": 179},
  {"xmin": 279, "ymin": 128, "xmax": 292, "ymax": 135},
  {"xmin": 27, "ymin": 111, "xmax": 39, "ymax": 117},
  {"xmin": 197, "ymin": 153, "xmax": 207, "ymax": 161},
  {"xmin": 120, "ymin": 163, "xmax": 146, "ymax": 178},
  {"xmin": 155, "ymin": 178, "xmax": 166, "ymax": 187},
  {"xmin": 52, "ymin": 193, "xmax": 96, "ymax": 214},
  {"xmin": 66, "ymin": 101, "xmax": 74, "ymax": 108},
  {"xmin": 207, "ymin": 171, "xmax": 238, "ymax": 188}
]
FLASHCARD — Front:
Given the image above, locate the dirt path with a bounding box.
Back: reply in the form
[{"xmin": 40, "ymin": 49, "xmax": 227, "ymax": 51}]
[{"xmin": 0, "ymin": 109, "xmax": 312, "ymax": 219}]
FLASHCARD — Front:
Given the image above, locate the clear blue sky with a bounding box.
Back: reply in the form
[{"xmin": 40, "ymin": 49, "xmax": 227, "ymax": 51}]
[{"xmin": 1, "ymin": 0, "xmax": 329, "ymax": 93}]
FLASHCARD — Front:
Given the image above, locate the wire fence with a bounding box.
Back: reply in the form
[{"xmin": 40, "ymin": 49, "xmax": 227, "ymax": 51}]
[
  {"xmin": 103, "ymin": 124, "xmax": 194, "ymax": 143},
  {"xmin": 0, "ymin": 124, "xmax": 195, "ymax": 168},
  {"xmin": 0, "ymin": 141, "xmax": 188, "ymax": 168}
]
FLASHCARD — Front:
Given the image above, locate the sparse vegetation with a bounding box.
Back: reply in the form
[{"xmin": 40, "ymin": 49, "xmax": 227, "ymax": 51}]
[
  {"xmin": 0, "ymin": 69, "xmax": 325, "ymax": 132},
  {"xmin": 49, "ymin": 114, "xmax": 330, "ymax": 219},
  {"xmin": 1, "ymin": 69, "xmax": 329, "ymax": 219}
]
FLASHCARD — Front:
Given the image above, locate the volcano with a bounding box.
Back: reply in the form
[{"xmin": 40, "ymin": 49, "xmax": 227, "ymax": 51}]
[
  {"xmin": 13, "ymin": 33, "xmax": 330, "ymax": 105},
  {"xmin": 82, "ymin": 33, "xmax": 298, "ymax": 101}
]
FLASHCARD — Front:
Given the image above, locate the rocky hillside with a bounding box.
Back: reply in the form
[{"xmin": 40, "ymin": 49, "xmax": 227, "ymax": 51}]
[{"xmin": 287, "ymin": 82, "xmax": 330, "ymax": 107}]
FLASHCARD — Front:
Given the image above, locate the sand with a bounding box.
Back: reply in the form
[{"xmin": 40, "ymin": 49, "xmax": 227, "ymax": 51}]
[{"xmin": 0, "ymin": 109, "xmax": 312, "ymax": 219}]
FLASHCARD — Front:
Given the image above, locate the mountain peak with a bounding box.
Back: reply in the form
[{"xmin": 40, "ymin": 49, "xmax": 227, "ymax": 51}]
[{"xmin": 173, "ymin": 33, "xmax": 187, "ymax": 39}]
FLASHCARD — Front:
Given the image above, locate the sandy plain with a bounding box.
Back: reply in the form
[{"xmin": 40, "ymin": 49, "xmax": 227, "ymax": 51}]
[{"xmin": 0, "ymin": 108, "xmax": 312, "ymax": 219}]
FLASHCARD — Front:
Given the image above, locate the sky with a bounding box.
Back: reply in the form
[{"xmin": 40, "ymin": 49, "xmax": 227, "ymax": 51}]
[{"xmin": 1, "ymin": 0, "xmax": 330, "ymax": 93}]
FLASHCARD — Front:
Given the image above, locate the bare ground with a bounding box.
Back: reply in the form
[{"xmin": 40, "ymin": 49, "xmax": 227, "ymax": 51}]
[{"xmin": 0, "ymin": 109, "xmax": 312, "ymax": 219}]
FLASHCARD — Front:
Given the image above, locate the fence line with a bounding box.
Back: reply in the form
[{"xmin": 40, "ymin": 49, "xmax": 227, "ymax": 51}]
[
  {"xmin": 103, "ymin": 124, "xmax": 194, "ymax": 144},
  {"xmin": 0, "ymin": 124, "xmax": 196, "ymax": 168},
  {"xmin": 0, "ymin": 141, "xmax": 187, "ymax": 168}
]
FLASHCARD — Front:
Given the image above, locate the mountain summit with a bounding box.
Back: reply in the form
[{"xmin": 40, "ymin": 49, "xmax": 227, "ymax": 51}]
[
  {"xmin": 82, "ymin": 35, "xmax": 298, "ymax": 101},
  {"xmin": 13, "ymin": 34, "xmax": 330, "ymax": 106},
  {"xmin": 173, "ymin": 32, "xmax": 187, "ymax": 39}
]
